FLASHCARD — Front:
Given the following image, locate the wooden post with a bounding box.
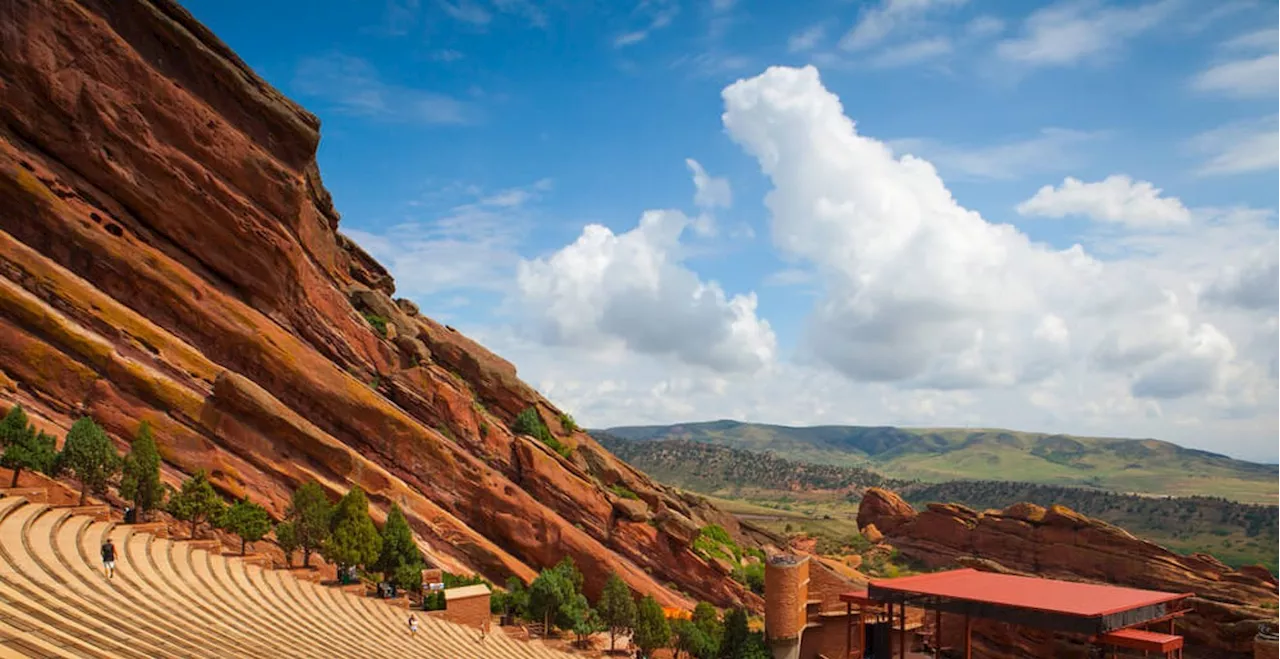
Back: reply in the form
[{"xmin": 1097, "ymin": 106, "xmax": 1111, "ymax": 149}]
[
  {"xmin": 900, "ymin": 602, "xmax": 906, "ymax": 659},
  {"xmin": 844, "ymin": 603, "xmax": 855, "ymax": 659},
  {"xmin": 934, "ymin": 608, "xmax": 941, "ymax": 659},
  {"xmin": 964, "ymin": 614, "xmax": 972, "ymax": 659},
  {"xmin": 887, "ymin": 602, "xmax": 893, "ymax": 658}
]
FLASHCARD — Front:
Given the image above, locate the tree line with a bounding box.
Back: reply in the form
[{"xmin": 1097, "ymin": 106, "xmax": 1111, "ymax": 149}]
[
  {"xmin": 493, "ymin": 557, "xmax": 770, "ymax": 658},
  {"xmin": 0, "ymin": 405, "xmax": 424, "ymax": 586}
]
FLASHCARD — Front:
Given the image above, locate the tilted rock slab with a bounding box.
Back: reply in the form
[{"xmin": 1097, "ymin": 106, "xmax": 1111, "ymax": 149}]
[{"xmin": 0, "ymin": 0, "xmax": 759, "ymax": 610}]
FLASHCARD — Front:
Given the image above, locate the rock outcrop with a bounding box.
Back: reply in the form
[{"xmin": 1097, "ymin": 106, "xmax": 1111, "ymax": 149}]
[
  {"xmin": 858, "ymin": 488, "xmax": 1278, "ymax": 657},
  {"xmin": 0, "ymin": 0, "xmax": 760, "ymax": 610}
]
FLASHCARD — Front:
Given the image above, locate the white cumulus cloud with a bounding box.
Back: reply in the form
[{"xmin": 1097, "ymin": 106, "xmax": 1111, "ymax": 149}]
[
  {"xmin": 515, "ymin": 208, "xmax": 776, "ymax": 373},
  {"xmin": 719, "ymin": 65, "xmax": 1250, "ymax": 401},
  {"xmin": 1016, "ymin": 175, "xmax": 1192, "ymax": 228}
]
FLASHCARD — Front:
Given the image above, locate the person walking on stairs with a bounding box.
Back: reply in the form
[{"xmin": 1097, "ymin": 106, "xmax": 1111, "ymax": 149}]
[
  {"xmin": 407, "ymin": 613, "xmax": 419, "ymax": 636},
  {"xmin": 100, "ymin": 538, "xmax": 117, "ymax": 579}
]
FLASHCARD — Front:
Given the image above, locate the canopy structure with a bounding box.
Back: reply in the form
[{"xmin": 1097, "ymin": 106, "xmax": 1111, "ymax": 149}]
[{"xmin": 842, "ymin": 569, "xmax": 1193, "ymax": 659}]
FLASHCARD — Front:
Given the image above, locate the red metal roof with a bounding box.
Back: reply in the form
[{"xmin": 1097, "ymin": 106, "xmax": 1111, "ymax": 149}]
[
  {"xmin": 866, "ymin": 569, "xmax": 1192, "ymax": 618},
  {"xmin": 1098, "ymin": 629, "xmax": 1185, "ymax": 652}
]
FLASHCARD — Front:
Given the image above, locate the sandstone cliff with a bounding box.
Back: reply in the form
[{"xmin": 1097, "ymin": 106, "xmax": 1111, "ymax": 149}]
[
  {"xmin": 0, "ymin": 0, "xmax": 764, "ymax": 611},
  {"xmin": 858, "ymin": 488, "xmax": 1278, "ymax": 657}
]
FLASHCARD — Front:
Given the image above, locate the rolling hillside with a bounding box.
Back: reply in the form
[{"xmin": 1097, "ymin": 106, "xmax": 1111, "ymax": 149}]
[
  {"xmin": 597, "ymin": 433, "xmax": 1280, "ymax": 573},
  {"xmin": 602, "ymin": 420, "xmax": 1279, "ymax": 504}
]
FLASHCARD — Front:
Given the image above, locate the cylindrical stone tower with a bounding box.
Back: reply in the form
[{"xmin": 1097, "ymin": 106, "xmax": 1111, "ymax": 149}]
[
  {"xmin": 1256, "ymin": 624, "xmax": 1279, "ymax": 659},
  {"xmin": 764, "ymin": 554, "xmax": 810, "ymax": 659}
]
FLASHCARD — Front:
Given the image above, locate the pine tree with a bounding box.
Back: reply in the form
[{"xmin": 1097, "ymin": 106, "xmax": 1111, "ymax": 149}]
[
  {"xmin": 0, "ymin": 405, "xmax": 30, "ymax": 447},
  {"xmin": 0, "ymin": 406, "xmax": 57, "ymax": 488},
  {"xmin": 220, "ymin": 497, "xmax": 272, "ymax": 555},
  {"xmin": 322, "ymin": 486, "xmax": 381, "ymax": 574},
  {"xmin": 373, "ymin": 504, "xmax": 423, "ymax": 591},
  {"xmin": 287, "ymin": 481, "xmax": 333, "ymax": 567},
  {"xmin": 59, "ymin": 417, "xmax": 121, "ymax": 505},
  {"xmin": 719, "ymin": 608, "xmax": 753, "ymax": 659},
  {"xmin": 167, "ymin": 470, "xmax": 226, "ymax": 539},
  {"xmin": 275, "ymin": 521, "xmax": 298, "ymax": 567},
  {"xmin": 633, "ymin": 595, "xmax": 670, "ymax": 656},
  {"xmin": 119, "ymin": 421, "xmax": 164, "ymax": 519},
  {"xmin": 596, "ymin": 573, "xmax": 636, "ymax": 651},
  {"xmin": 689, "ymin": 601, "xmax": 721, "ymax": 658}
]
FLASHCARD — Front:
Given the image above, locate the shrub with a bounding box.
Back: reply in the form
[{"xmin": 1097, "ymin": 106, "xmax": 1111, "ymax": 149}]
[
  {"xmin": 511, "ymin": 407, "xmax": 573, "ymax": 459},
  {"xmin": 558, "ymin": 413, "xmax": 578, "ymax": 432},
  {"xmin": 610, "ymin": 484, "xmax": 639, "ymax": 500},
  {"xmin": 362, "ymin": 312, "xmax": 388, "ymax": 337}
]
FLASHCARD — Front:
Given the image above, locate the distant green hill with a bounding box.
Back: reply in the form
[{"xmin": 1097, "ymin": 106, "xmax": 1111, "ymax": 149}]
[
  {"xmin": 601, "ymin": 420, "xmax": 1279, "ymax": 504},
  {"xmin": 597, "ymin": 433, "xmax": 1279, "ymax": 573}
]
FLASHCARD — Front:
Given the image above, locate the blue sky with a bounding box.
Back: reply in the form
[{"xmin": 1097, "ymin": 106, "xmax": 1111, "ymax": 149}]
[{"xmin": 182, "ymin": 0, "xmax": 1278, "ymax": 461}]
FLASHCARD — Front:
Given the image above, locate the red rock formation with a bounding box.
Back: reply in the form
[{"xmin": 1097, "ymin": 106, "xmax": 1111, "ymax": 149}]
[
  {"xmin": 858, "ymin": 488, "xmax": 1279, "ymax": 657},
  {"xmin": 0, "ymin": 0, "xmax": 760, "ymax": 610}
]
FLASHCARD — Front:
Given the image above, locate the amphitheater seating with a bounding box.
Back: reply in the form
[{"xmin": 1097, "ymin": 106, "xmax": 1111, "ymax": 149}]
[{"xmin": 0, "ymin": 492, "xmax": 577, "ymax": 658}]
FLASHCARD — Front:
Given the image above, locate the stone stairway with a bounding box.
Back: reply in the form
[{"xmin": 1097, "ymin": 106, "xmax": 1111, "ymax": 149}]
[{"xmin": 0, "ymin": 491, "xmax": 576, "ymax": 658}]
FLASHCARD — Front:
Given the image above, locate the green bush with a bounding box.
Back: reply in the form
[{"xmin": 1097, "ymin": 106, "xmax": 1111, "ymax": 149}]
[
  {"xmin": 610, "ymin": 484, "xmax": 639, "ymax": 500},
  {"xmin": 362, "ymin": 312, "xmax": 388, "ymax": 337},
  {"xmin": 558, "ymin": 413, "xmax": 578, "ymax": 432},
  {"xmin": 511, "ymin": 407, "xmax": 573, "ymax": 459}
]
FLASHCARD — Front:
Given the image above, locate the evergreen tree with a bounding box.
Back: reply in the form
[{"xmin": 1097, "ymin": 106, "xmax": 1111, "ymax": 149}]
[
  {"xmin": 719, "ymin": 608, "xmax": 757, "ymax": 659},
  {"xmin": 564, "ymin": 593, "xmax": 600, "ymax": 647},
  {"xmin": 494, "ymin": 575, "xmax": 529, "ymax": 619},
  {"xmin": 672, "ymin": 618, "xmax": 716, "ymax": 659},
  {"xmin": 0, "ymin": 405, "xmax": 30, "ymax": 447},
  {"xmin": 59, "ymin": 417, "xmax": 121, "ymax": 505},
  {"xmin": 287, "ymin": 481, "xmax": 332, "ymax": 567},
  {"xmin": 167, "ymin": 470, "xmax": 226, "ymax": 538},
  {"xmin": 527, "ymin": 556, "xmax": 587, "ymax": 634},
  {"xmin": 633, "ymin": 595, "xmax": 670, "ymax": 656},
  {"xmin": 220, "ymin": 497, "xmax": 272, "ymax": 555},
  {"xmin": 692, "ymin": 601, "xmax": 722, "ymax": 650},
  {"xmin": 0, "ymin": 405, "xmax": 57, "ymax": 488},
  {"xmin": 322, "ymin": 486, "xmax": 382, "ymax": 573},
  {"xmin": 596, "ymin": 573, "xmax": 636, "ymax": 651},
  {"xmin": 119, "ymin": 421, "xmax": 164, "ymax": 519},
  {"xmin": 275, "ymin": 521, "xmax": 298, "ymax": 567},
  {"xmin": 374, "ymin": 504, "xmax": 424, "ymax": 591}
]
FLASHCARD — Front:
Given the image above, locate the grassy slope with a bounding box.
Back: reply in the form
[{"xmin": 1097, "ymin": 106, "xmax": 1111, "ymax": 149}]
[{"xmin": 603, "ymin": 421, "xmax": 1279, "ymax": 504}]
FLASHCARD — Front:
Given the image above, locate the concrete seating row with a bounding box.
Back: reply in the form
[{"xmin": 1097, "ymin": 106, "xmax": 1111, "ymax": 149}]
[{"xmin": 0, "ymin": 492, "xmax": 575, "ymax": 658}]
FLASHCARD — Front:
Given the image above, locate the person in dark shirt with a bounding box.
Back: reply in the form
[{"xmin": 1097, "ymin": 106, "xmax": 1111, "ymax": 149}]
[{"xmin": 100, "ymin": 539, "xmax": 116, "ymax": 579}]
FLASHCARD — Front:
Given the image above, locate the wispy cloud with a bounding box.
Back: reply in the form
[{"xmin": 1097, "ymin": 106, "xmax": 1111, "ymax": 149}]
[
  {"xmin": 613, "ymin": 1, "xmax": 680, "ymax": 48},
  {"xmin": 1188, "ymin": 116, "xmax": 1280, "ymax": 176},
  {"xmin": 438, "ymin": 0, "xmax": 491, "ymax": 25},
  {"xmin": 293, "ymin": 54, "xmax": 472, "ymax": 125},
  {"xmin": 888, "ymin": 127, "xmax": 1103, "ymax": 181},
  {"xmin": 345, "ymin": 178, "xmax": 552, "ymax": 300},
  {"xmin": 788, "ymin": 23, "xmax": 827, "ymax": 53},
  {"xmin": 431, "ymin": 49, "xmax": 465, "ymax": 62},
  {"xmin": 868, "ymin": 37, "xmax": 952, "ymax": 68},
  {"xmin": 1191, "ymin": 29, "xmax": 1278, "ymax": 99},
  {"xmin": 839, "ymin": 0, "xmax": 967, "ymax": 51},
  {"xmin": 996, "ymin": 0, "xmax": 1176, "ymax": 68}
]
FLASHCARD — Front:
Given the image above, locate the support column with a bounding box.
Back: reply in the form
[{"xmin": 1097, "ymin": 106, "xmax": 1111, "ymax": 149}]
[
  {"xmin": 900, "ymin": 603, "xmax": 906, "ymax": 659},
  {"xmin": 934, "ymin": 609, "xmax": 941, "ymax": 659},
  {"xmin": 964, "ymin": 615, "xmax": 972, "ymax": 659},
  {"xmin": 846, "ymin": 602, "xmax": 852, "ymax": 659}
]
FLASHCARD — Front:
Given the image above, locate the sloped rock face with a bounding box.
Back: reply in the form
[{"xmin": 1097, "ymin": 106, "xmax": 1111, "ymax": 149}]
[
  {"xmin": 858, "ymin": 488, "xmax": 1278, "ymax": 657},
  {"xmin": 0, "ymin": 0, "xmax": 760, "ymax": 610}
]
